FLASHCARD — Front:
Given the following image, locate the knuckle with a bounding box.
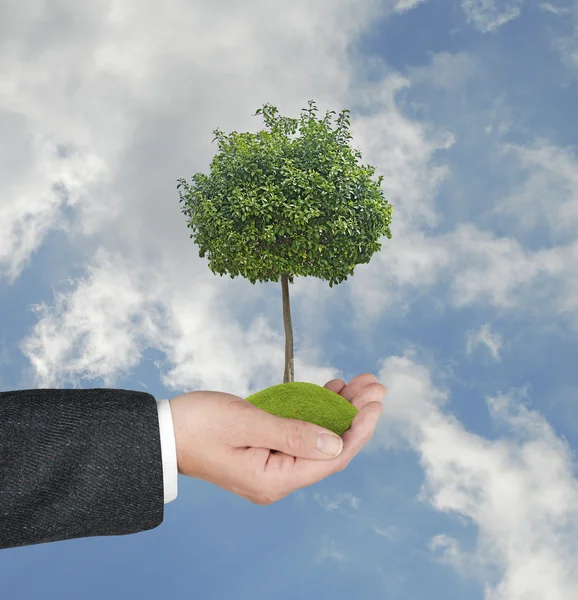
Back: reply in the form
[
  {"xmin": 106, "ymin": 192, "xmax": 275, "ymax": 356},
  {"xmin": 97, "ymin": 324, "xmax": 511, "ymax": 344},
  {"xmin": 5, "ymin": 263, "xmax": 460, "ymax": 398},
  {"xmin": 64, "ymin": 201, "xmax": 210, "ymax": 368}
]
[
  {"xmin": 284, "ymin": 422, "xmax": 307, "ymax": 452},
  {"xmin": 255, "ymin": 494, "xmax": 273, "ymax": 505},
  {"xmin": 252, "ymin": 480, "xmax": 288, "ymax": 505},
  {"xmin": 253, "ymin": 482, "xmax": 276, "ymax": 505}
]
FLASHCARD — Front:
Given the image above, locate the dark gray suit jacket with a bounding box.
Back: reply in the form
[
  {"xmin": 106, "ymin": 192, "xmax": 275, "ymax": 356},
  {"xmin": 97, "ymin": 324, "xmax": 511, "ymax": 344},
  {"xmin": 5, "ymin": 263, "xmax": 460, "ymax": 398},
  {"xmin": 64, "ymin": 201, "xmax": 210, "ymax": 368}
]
[{"xmin": 0, "ymin": 388, "xmax": 164, "ymax": 550}]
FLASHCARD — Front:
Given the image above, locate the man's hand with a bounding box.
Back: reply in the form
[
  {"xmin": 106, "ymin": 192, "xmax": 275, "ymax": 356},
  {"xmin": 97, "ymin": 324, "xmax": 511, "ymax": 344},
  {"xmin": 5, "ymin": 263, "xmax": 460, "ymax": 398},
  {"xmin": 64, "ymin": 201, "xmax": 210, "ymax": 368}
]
[{"xmin": 168, "ymin": 373, "xmax": 386, "ymax": 505}]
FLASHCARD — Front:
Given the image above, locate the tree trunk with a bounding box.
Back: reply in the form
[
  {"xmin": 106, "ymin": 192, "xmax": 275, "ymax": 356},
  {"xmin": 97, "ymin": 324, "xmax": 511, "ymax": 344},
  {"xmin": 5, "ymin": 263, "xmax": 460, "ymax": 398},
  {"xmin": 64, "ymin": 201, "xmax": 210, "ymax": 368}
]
[{"xmin": 281, "ymin": 274, "xmax": 294, "ymax": 383}]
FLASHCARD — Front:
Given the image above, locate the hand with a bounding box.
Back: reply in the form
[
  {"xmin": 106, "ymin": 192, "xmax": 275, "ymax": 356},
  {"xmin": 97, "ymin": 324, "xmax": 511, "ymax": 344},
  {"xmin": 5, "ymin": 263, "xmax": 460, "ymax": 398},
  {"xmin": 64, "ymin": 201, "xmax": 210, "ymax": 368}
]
[{"xmin": 168, "ymin": 373, "xmax": 386, "ymax": 505}]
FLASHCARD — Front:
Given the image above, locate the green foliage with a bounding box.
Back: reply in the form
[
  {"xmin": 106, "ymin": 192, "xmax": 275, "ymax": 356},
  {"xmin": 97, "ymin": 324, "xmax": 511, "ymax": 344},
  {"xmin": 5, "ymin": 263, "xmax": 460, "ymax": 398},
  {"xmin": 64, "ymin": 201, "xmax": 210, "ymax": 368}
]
[
  {"xmin": 177, "ymin": 100, "xmax": 393, "ymax": 287},
  {"xmin": 245, "ymin": 382, "xmax": 358, "ymax": 436}
]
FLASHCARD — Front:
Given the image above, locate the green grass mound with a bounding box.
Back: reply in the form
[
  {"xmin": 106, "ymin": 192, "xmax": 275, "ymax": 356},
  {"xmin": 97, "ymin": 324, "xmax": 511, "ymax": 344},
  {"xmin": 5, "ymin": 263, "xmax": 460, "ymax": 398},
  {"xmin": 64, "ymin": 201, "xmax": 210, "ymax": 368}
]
[{"xmin": 245, "ymin": 381, "xmax": 358, "ymax": 436}]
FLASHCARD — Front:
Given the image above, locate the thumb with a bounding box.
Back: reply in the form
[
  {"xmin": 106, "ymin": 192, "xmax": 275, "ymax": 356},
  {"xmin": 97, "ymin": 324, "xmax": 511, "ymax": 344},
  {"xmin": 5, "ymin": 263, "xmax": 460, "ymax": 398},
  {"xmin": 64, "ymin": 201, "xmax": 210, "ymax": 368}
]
[{"xmin": 246, "ymin": 409, "xmax": 344, "ymax": 459}]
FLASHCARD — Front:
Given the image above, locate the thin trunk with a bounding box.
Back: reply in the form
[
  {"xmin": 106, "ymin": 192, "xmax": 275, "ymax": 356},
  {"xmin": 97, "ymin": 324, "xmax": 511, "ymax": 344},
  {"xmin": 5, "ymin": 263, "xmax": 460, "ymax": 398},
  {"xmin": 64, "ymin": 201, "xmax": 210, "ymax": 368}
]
[{"xmin": 281, "ymin": 274, "xmax": 294, "ymax": 383}]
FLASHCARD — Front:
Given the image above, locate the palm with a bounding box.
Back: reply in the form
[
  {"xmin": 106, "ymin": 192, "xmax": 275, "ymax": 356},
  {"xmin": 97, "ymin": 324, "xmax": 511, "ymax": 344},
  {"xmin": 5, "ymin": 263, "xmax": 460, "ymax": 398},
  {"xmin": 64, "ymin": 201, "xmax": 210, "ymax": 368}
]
[{"xmin": 256, "ymin": 373, "xmax": 386, "ymax": 498}]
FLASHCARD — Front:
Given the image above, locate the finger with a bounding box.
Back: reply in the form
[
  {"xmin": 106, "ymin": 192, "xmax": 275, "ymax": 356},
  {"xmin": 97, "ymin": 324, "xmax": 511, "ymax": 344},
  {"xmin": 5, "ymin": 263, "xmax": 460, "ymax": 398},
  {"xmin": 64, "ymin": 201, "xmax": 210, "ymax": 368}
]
[
  {"xmin": 276, "ymin": 399, "xmax": 384, "ymax": 490},
  {"xmin": 340, "ymin": 398, "xmax": 384, "ymax": 459},
  {"xmin": 356, "ymin": 381, "xmax": 387, "ymax": 412},
  {"xmin": 323, "ymin": 378, "xmax": 347, "ymax": 395},
  {"xmin": 242, "ymin": 407, "xmax": 345, "ymax": 460},
  {"xmin": 341, "ymin": 373, "xmax": 387, "ymax": 410}
]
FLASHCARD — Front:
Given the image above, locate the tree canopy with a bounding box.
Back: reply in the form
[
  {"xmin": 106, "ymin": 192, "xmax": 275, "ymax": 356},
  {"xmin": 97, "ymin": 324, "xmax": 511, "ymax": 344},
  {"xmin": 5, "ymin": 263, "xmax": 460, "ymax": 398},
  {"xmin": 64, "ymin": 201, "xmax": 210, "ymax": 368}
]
[{"xmin": 177, "ymin": 100, "xmax": 393, "ymax": 288}]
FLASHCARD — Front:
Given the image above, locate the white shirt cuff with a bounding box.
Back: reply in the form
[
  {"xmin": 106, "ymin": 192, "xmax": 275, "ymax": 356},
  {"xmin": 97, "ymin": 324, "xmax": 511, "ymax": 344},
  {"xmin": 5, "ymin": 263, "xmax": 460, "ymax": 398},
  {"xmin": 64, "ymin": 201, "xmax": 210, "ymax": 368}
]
[{"xmin": 156, "ymin": 399, "xmax": 178, "ymax": 504}]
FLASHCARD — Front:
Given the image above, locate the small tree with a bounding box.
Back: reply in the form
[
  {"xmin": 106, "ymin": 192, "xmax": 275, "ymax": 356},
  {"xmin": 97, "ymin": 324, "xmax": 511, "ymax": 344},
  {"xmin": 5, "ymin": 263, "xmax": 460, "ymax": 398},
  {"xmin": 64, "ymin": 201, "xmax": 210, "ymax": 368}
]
[{"xmin": 177, "ymin": 100, "xmax": 393, "ymax": 384}]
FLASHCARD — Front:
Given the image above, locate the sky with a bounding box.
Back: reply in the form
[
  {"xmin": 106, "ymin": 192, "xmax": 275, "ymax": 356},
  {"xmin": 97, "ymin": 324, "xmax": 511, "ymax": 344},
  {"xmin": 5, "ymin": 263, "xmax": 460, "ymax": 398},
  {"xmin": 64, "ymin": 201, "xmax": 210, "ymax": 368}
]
[{"xmin": 1, "ymin": 0, "xmax": 578, "ymax": 598}]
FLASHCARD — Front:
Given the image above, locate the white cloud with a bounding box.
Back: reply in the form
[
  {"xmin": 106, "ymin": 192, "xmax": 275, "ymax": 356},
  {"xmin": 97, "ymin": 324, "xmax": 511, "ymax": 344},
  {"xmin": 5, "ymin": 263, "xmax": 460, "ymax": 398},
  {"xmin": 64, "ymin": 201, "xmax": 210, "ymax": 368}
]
[
  {"xmin": 395, "ymin": 0, "xmax": 428, "ymax": 12},
  {"xmin": 348, "ymin": 224, "xmax": 451, "ymax": 330},
  {"xmin": 313, "ymin": 491, "xmax": 361, "ymax": 511},
  {"xmin": 0, "ymin": 0, "xmax": 388, "ymax": 284},
  {"xmin": 346, "ymin": 144, "xmax": 578, "ymax": 328},
  {"xmin": 3, "ymin": 0, "xmax": 456, "ymax": 391},
  {"xmin": 409, "ymin": 52, "xmax": 477, "ymax": 91},
  {"xmin": 348, "ymin": 74, "xmax": 455, "ymax": 231},
  {"xmin": 492, "ymin": 142, "xmax": 578, "ymax": 242},
  {"xmin": 294, "ymin": 81, "xmax": 578, "ymax": 336},
  {"xmin": 0, "ymin": 135, "xmax": 113, "ymax": 283},
  {"xmin": 461, "ymin": 0, "xmax": 527, "ymax": 32},
  {"xmin": 2, "ymin": 3, "xmax": 575, "ymax": 389},
  {"xmin": 446, "ymin": 224, "xmax": 563, "ymax": 309},
  {"xmin": 539, "ymin": 2, "xmax": 571, "ymax": 15},
  {"xmin": 314, "ymin": 538, "xmax": 348, "ymax": 564},
  {"xmin": 349, "ymin": 215, "xmax": 578, "ymax": 335},
  {"xmin": 466, "ymin": 323, "xmax": 503, "ymax": 361},
  {"xmin": 335, "ymin": 75, "xmax": 455, "ymax": 330},
  {"xmin": 372, "ymin": 352, "xmax": 578, "ymax": 599},
  {"xmin": 1, "ymin": 0, "xmax": 392, "ymax": 390},
  {"xmin": 20, "ymin": 248, "xmax": 155, "ymax": 388},
  {"xmin": 373, "ymin": 525, "xmax": 401, "ymax": 541},
  {"xmin": 545, "ymin": 1, "xmax": 578, "ymax": 70},
  {"xmin": 557, "ymin": 37, "xmax": 578, "ymax": 70},
  {"xmin": 19, "ymin": 247, "xmax": 340, "ymax": 394}
]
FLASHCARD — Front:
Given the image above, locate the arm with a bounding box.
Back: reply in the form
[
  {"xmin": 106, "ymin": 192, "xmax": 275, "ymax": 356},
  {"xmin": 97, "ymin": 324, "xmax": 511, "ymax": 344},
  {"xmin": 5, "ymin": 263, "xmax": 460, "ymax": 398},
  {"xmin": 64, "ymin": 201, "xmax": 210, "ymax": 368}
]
[{"xmin": 0, "ymin": 388, "xmax": 165, "ymax": 550}]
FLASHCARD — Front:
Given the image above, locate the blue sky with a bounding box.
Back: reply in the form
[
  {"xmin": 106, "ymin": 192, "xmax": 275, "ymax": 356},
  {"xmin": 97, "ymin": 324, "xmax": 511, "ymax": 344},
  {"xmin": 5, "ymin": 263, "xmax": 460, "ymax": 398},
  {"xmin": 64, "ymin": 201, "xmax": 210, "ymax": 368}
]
[{"xmin": 1, "ymin": 0, "xmax": 578, "ymax": 598}]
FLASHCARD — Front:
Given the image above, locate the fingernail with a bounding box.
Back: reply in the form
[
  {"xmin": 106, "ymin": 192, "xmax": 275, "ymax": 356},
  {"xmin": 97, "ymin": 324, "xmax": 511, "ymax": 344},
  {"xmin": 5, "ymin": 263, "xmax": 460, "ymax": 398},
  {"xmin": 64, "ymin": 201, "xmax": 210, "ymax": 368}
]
[{"xmin": 317, "ymin": 432, "xmax": 343, "ymax": 457}]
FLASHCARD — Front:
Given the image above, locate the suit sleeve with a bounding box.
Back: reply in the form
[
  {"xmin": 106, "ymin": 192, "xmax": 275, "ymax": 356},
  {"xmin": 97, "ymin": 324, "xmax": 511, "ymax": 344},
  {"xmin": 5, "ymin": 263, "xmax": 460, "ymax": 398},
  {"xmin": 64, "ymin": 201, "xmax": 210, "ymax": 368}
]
[{"xmin": 0, "ymin": 388, "xmax": 164, "ymax": 550}]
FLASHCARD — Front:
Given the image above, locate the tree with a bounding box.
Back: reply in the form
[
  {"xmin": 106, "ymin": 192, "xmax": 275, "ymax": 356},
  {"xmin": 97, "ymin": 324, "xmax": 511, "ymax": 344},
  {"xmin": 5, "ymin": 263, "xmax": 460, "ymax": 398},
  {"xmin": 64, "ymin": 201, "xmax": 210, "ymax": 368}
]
[{"xmin": 177, "ymin": 100, "xmax": 393, "ymax": 384}]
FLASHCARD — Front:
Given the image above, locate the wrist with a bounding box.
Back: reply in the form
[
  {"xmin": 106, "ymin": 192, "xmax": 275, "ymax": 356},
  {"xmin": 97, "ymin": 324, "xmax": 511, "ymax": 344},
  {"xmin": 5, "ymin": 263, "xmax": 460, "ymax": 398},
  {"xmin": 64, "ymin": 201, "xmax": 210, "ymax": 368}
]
[{"xmin": 169, "ymin": 396, "xmax": 186, "ymax": 475}]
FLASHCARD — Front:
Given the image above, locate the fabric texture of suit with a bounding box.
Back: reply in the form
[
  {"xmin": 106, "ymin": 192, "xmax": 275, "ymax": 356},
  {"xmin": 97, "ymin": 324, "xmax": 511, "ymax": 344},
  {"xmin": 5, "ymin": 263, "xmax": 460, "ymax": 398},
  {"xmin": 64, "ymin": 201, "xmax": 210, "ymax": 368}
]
[{"xmin": 0, "ymin": 388, "xmax": 164, "ymax": 550}]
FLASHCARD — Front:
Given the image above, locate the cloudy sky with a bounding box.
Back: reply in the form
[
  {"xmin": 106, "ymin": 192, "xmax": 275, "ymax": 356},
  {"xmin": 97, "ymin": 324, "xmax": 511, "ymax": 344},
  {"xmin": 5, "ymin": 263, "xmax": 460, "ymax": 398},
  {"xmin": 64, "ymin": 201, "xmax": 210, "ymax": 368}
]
[{"xmin": 2, "ymin": 0, "xmax": 578, "ymax": 598}]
